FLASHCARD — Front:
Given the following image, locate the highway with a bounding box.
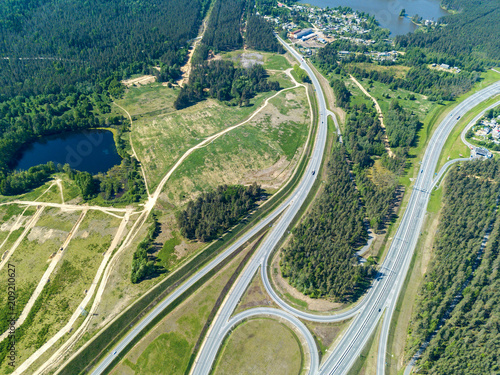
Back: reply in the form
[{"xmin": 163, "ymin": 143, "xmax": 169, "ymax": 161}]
[
  {"xmin": 190, "ymin": 35, "xmax": 330, "ymax": 375},
  {"xmin": 90, "ymin": 36, "xmax": 329, "ymax": 375},
  {"xmin": 90, "ymin": 36, "xmax": 500, "ymax": 375}
]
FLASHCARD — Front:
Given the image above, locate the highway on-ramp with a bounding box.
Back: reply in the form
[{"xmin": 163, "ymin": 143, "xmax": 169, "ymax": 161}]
[
  {"xmin": 90, "ymin": 36, "xmax": 500, "ymax": 375},
  {"xmin": 90, "ymin": 36, "xmax": 329, "ymax": 375}
]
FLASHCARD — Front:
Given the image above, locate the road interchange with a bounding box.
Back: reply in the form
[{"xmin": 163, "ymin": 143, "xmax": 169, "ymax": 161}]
[{"xmin": 89, "ymin": 37, "xmax": 500, "ymax": 375}]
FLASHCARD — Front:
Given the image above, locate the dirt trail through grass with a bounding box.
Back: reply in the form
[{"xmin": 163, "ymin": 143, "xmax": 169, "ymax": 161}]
[
  {"xmin": 0, "ymin": 210, "xmax": 88, "ymax": 343},
  {"xmin": 113, "ymin": 101, "xmax": 151, "ymax": 197},
  {"xmin": 350, "ymin": 75, "xmax": 394, "ymax": 157}
]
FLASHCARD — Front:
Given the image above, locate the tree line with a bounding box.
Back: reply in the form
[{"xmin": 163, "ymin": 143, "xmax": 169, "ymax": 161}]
[
  {"xmin": 177, "ymin": 183, "xmax": 262, "ymax": 242},
  {"xmin": 406, "ymin": 160, "xmax": 500, "ymax": 374},
  {"xmin": 245, "ymin": 15, "xmax": 284, "ymax": 53},
  {"xmin": 131, "ymin": 214, "xmax": 160, "ymax": 283},
  {"xmin": 396, "ymin": 0, "xmax": 500, "ymax": 69},
  {"xmin": 281, "ymin": 144, "xmax": 374, "ymax": 301},
  {"xmin": 174, "ymin": 60, "xmax": 280, "ymax": 109}
]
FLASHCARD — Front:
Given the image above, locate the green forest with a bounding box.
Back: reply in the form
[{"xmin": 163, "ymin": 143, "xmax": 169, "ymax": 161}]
[
  {"xmin": 280, "ymin": 144, "xmax": 374, "ymax": 301},
  {"xmin": 396, "ymin": 0, "xmax": 500, "ymax": 69},
  {"xmin": 406, "ymin": 160, "xmax": 500, "ymax": 374},
  {"xmin": 174, "ymin": 61, "xmax": 280, "ymax": 109},
  {"xmin": 177, "ymin": 184, "xmax": 262, "ymax": 242}
]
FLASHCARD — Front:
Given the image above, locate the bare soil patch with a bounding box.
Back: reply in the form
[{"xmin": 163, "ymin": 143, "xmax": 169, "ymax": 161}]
[{"xmin": 122, "ymin": 75, "xmax": 157, "ymax": 87}]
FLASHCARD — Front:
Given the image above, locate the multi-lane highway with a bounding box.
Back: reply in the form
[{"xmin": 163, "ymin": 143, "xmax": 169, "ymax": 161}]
[
  {"xmin": 190, "ymin": 35, "xmax": 330, "ymax": 375},
  {"xmin": 90, "ymin": 36, "xmax": 329, "ymax": 375},
  {"xmin": 90, "ymin": 36, "xmax": 500, "ymax": 375}
]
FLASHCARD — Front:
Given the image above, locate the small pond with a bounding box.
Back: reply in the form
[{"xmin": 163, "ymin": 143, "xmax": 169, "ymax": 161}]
[{"xmin": 14, "ymin": 129, "xmax": 122, "ymax": 175}]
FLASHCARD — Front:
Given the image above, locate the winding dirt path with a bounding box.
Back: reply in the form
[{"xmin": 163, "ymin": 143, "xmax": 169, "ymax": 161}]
[
  {"xmin": 14, "ymin": 211, "xmax": 131, "ymax": 375},
  {"xmin": 112, "ymin": 102, "xmax": 151, "ymax": 198},
  {"xmin": 0, "ymin": 210, "xmax": 88, "ymax": 343},
  {"xmin": 350, "ymin": 75, "xmax": 394, "ymax": 158},
  {"xmin": 0, "ymin": 206, "xmax": 45, "ymax": 271}
]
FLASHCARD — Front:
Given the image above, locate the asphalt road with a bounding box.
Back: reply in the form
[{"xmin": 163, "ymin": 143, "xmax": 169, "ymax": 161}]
[
  {"xmin": 90, "ymin": 36, "xmax": 329, "ymax": 375},
  {"xmin": 91, "ymin": 37, "xmax": 500, "ymax": 375},
  {"xmin": 190, "ymin": 36, "xmax": 330, "ymax": 375}
]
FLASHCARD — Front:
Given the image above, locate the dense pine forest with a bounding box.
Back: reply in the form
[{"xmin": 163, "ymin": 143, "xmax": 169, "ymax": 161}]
[
  {"xmin": 177, "ymin": 184, "xmax": 262, "ymax": 242},
  {"xmin": 406, "ymin": 160, "xmax": 500, "ymax": 374},
  {"xmin": 245, "ymin": 15, "xmax": 284, "ymax": 53},
  {"xmin": 280, "ymin": 145, "xmax": 374, "ymax": 301},
  {"xmin": 201, "ymin": 0, "xmax": 247, "ymax": 53},
  {"xmin": 0, "ymin": 0, "xmax": 209, "ymax": 97}
]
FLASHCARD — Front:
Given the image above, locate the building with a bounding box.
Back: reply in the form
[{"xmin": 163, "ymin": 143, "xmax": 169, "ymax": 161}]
[
  {"xmin": 474, "ymin": 147, "xmax": 492, "ymax": 159},
  {"xmin": 295, "ymin": 28, "xmax": 313, "ymax": 39},
  {"xmin": 440, "ymin": 63, "xmax": 450, "ymax": 69},
  {"xmin": 492, "ymin": 129, "xmax": 500, "ymax": 139},
  {"xmin": 301, "ymin": 33, "xmax": 316, "ymax": 41}
]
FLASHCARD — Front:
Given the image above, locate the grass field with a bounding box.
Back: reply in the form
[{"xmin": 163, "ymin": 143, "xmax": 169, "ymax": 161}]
[
  {"xmin": 0, "ymin": 209, "xmax": 120, "ymax": 373},
  {"xmin": 110, "ymin": 239, "xmax": 255, "ymax": 375},
  {"xmin": 161, "ymin": 86, "xmax": 310, "ymax": 206},
  {"xmin": 213, "ymin": 318, "xmax": 303, "ymax": 375},
  {"xmin": 304, "ymin": 319, "xmax": 351, "ymax": 358},
  {"xmin": 234, "ymin": 268, "xmax": 278, "ymax": 314},
  {"xmin": 129, "ymin": 86, "xmax": 289, "ymax": 191}
]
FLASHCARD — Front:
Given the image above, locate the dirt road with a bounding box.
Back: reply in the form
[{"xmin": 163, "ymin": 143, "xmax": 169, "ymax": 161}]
[{"xmin": 350, "ymin": 75, "xmax": 394, "ymax": 157}]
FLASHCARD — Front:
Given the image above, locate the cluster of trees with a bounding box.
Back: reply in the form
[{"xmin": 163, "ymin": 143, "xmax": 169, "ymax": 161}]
[
  {"xmin": 385, "ymin": 99, "xmax": 421, "ymax": 148},
  {"xmin": 201, "ymin": 0, "xmax": 247, "ymax": 53},
  {"xmin": 292, "ymin": 65, "xmax": 311, "ymax": 83},
  {"xmin": 281, "ymin": 144, "xmax": 374, "ymax": 301},
  {"xmin": 131, "ymin": 215, "xmax": 160, "ymax": 283},
  {"xmin": 407, "ymin": 160, "xmax": 500, "ymax": 373},
  {"xmin": 0, "ymin": 162, "xmax": 56, "ymax": 195},
  {"xmin": 330, "ymin": 79, "xmax": 351, "ymax": 110},
  {"xmin": 177, "ymin": 183, "xmax": 262, "ymax": 242},
  {"xmin": 0, "ymin": 0, "xmax": 209, "ymax": 97},
  {"xmin": 245, "ymin": 15, "xmax": 284, "ymax": 53},
  {"xmin": 344, "ymin": 64, "xmax": 479, "ymax": 101},
  {"xmin": 63, "ymin": 156, "xmax": 146, "ymax": 203},
  {"xmin": 174, "ymin": 60, "xmax": 280, "ymax": 109},
  {"xmin": 396, "ymin": 0, "xmax": 500, "ymax": 69},
  {"xmin": 343, "ymin": 105, "xmax": 399, "ymax": 230}
]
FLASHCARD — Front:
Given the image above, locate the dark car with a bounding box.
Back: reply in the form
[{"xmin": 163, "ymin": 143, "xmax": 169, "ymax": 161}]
[{"xmin": 312, "ymin": 170, "xmax": 316, "ymax": 175}]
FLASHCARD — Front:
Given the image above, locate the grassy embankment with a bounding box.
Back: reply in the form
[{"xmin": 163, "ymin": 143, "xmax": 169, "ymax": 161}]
[{"xmin": 212, "ymin": 318, "xmax": 304, "ymax": 375}]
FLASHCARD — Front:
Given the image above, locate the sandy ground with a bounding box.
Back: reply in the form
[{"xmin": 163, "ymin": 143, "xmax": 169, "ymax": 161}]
[{"xmin": 122, "ymin": 75, "xmax": 157, "ymax": 87}]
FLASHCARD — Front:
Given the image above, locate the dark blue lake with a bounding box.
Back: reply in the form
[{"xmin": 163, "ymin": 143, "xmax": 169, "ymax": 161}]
[
  {"xmin": 14, "ymin": 130, "xmax": 122, "ymax": 175},
  {"xmin": 300, "ymin": 0, "xmax": 448, "ymax": 36}
]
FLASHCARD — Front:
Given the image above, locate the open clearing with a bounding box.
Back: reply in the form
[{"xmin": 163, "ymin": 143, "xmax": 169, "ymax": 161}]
[
  {"xmin": 117, "ymin": 56, "xmax": 295, "ymax": 191},
  {"xmin": 161, "ymin": 86, "xmax": 310, "ymax": 206},
  {"xmin": 110, "ymin": 238, "xmax": 256, "ymax": 375},
  {"xmin": 213, "ymin": 318, "xmax": 303, "ymax": 375},
  {"xmin": 0, "ymin": 208, "xmax": 120, "ymax": 373}
]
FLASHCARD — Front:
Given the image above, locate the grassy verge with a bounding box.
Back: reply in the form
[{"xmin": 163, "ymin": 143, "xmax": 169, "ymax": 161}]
[
  {"xmin": 346, "ymin": 314, "xmax": 383, "ymax": 375},
  {"xmin": 109, "ymin": 233, "xmax": 263, "ymax": 375},
  {"xmin": 211, "ymin": 318, "xmax": 304, "ymax": 375},
  {"xmin": 436, "ymin": 95, "xmax": 500, "ymax": 172},
  {"xmin": 385, "ymin": 183, "xmax": 444, "ymax": 375}
]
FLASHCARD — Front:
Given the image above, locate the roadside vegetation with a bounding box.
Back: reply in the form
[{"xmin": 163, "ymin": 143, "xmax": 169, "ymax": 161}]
[
  {"xmin": 281, "ymin": 144, "xmax": 374, "ymax": 301},
  {"xmin": 405, "ymin": 160, "xmax": 500, "ymax": 373},
  {"xmin": 213, "ymin": 318, "xmax": 303, "ymax": 375}
]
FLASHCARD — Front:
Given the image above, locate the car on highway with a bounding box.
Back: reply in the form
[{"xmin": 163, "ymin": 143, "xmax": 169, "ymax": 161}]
[
  {"xmin": 312, "ymin": 170, "xmax": 316, "ymax": 175},
  {"xmin": 457, "ymin": 116, "xmax": 461, "ymax": 120}
]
